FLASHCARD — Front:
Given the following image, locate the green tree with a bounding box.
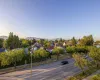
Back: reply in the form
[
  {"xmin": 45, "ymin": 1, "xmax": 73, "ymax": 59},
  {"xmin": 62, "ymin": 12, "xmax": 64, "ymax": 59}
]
[
  {"xmin": 0, "ymin": 49, "xmax": 25, "ymax": 67},
  {"xmin": 21, "ymin": 39, "xmax": 29, "ymax": 48},
  {"xmin": 6, "ymin": 32, "xmax": 20, "ymax": 49},
  {"xmin": 89, "ymin": 47, "xmax": 100, "ymax": 68},
  {"xmin": 3, "ymin": 40, "xmax": 7, "ymax": 49},
  {"xmin": 66, "ymin": 46, "xmax": 76, "ymax": 54},
  {"xmin": 31, "ymin": 39, "xmax": 36, "ymax": 45},
  {"xmin": 79, "ymin": 35, "xmax": 94, "ymax": 46},
  {"xmin": 38, "ymin": 39, "xmax": 44, "ymax": 46},
  {"xmin": 67, "ymin": 76, "xmax": 77, "ymax": 80},
  {"xmin": 13, "ymin": 35, "xmax": 20, "ymax": 48},
  {"xmin": 33, "ymin": 49, "xmax": 49, "ymax": 61},
  {"xmin": 72, "ymin": 53, "xmax": 88, "ymax": 74},
  {"xmin": 52, "ymin": 47, "xmax": 65, "ymax": 60},
  {"xmin": 71, "ymin": 37, "xmax": 77, "ymax": 46},
  {"xmin": 0, "ymin": 38, "xmax": 4, "ymax": 48},
  {"xmin": 91, "ymin": 74, "xmax": 100, "ymax": 80}
]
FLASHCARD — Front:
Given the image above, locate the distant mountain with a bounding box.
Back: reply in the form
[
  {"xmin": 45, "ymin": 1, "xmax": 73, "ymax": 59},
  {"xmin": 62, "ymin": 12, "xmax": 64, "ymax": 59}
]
[
  {"xmin": 0, "ymin": 36, "xmax": 8, "ymax": 40},
  {"xmin": 26, "ymin": 37, "xmax": 43, "ymax": 40}
]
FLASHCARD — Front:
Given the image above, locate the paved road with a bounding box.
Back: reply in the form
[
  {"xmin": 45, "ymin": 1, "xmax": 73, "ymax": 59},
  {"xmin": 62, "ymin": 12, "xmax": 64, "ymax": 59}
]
[{"xmin": 0, "ymin": 58, "xmax": 81, "ymax": 80}]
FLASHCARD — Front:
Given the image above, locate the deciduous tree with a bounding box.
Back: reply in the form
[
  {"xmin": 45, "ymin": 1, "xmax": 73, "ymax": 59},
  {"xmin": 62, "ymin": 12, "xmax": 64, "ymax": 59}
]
[{"xmin": 72, "ymin": 53, "xmax": 88, "ymax": 74}]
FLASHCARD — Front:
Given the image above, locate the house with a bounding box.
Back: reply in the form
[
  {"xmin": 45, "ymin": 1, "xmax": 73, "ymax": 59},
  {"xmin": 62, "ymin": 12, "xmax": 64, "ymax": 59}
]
[
  {"xmin": 66, "ymin": 40, "xmax": 73, "ymax": 46},
  {"xmin": 63, "ymin": 42, "xmax": 66, "ymax": 47},
  {"xmin": 94, "ymin": 43, "xmax": 100, "ymax": 48}
]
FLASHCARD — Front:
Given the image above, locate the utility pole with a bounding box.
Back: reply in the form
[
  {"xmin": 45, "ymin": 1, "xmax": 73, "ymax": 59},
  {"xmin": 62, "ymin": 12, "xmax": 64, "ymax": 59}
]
[{"xmin": 30, "ymin": 47, "xmax": 34, "ymax": 79}]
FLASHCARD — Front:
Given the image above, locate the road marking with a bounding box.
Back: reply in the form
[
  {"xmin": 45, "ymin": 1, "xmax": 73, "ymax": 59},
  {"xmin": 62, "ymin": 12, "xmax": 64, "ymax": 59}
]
[
  {"xmin": 0, "ymin": 59, "xmax": 75, "ymax": 80},
  {"xmin": 22, "ymin": 62, "xmax": 75, "ymax": 79}
]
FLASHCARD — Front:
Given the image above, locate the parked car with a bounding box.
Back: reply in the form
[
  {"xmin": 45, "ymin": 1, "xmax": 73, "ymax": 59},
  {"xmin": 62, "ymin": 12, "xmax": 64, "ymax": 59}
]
[{"xmin": 61, "ymin": 61, "xmax": 69, "ymax": 65}]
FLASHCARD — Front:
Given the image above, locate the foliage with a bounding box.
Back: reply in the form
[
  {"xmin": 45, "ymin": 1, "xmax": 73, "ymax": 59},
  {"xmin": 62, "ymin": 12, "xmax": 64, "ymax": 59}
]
[
  {"xmin": 89, "ymin": 47, "xmax": 100, "ymax": 67},
  {"xmin": 76, "ymin": 46, "xmax": 88, "ymax": 53},
  {"xmin": 0, "ymin": 49, "xmax": 25, "ymax": 67},
  {"xmin": 52, "ymin": 47, "xmax": 65, "ymax": 60},
  {"xmin": 43, "ymin": 40, "xmax": 51, "ymax": 48},
  {"xmin": 91, "ymin": 74, "xmax": 100, "ymax": 80},
  {"xmin": 52, "ymin": 47, "xmax": 65, "ymax": 55},
  {"xmin": 3, "ymin": 40, "xmax": 7, "ymax": 49},
  {"xmin": 72, "ymin": 53, "xmax": 88, "ymax": 73},
  {"xmin": 79, "ymin": 35, "xmax": 94, "ymax": 46},
  {"xmin": 71, "ymin": 37, "xmax": 77, "ymax": 46},
  {"xmin": 33, "ymin": 49, "xmax": 49, "ymax": 60},
  {"xmin": 21, "ymin": 39, "xmax": 29, "ymax": 48},
  {"xmin": 0, "ymin": 38, "xmax": 4, "ymax": 48},
  {"xmin": 66, "ymin": 46, "xmax": 88, "ymax": 54},
  {"xmin": 37, "ymin": 39, "xmax": 44, "ymax": 46},
  {"xmin": 5, "ymin": 32, "xmax": 20, "ymax": 49},
  {"xmin": 66, "ymin": 46, "xmax": 76, "ymax": 53},
  {"xmin": 67, "ymin": 76, "xmax": 77, "ymax": 80}
]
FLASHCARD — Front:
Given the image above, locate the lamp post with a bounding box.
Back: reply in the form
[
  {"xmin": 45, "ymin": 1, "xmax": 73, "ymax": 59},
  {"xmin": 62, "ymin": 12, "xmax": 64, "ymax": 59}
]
[{"xmin": 30, "ymin": 47, "xmax": 34, "ymax": 78}]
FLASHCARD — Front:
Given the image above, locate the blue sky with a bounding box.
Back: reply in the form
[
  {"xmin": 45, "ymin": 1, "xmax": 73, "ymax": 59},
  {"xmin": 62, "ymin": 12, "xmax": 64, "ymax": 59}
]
[{"xmin": 0, "ymin": 0, "xmax": 100, "ymax": 39}]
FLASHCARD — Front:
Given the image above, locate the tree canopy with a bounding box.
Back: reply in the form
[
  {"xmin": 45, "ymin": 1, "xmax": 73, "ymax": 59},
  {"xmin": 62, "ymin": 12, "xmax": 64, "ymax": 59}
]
[
  {"xmin": 5, "ymin": 32, "xmax": 20, "ymax": 49},
  {"xmin": 79, "ymin": 35, "xmax": 94, "ymax": 46}
]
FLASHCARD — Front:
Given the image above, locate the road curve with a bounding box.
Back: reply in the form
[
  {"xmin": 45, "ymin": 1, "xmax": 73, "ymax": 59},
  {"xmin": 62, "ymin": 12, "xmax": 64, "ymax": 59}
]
[{"xmin": 0, "ymin": 58, "xmax": 81, "ymax": 80}]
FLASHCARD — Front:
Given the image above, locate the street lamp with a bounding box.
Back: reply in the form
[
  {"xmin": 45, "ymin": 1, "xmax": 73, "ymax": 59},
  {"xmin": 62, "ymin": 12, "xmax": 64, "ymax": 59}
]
[{"xmin": 30, "ymin": 47, "xmax": 34, "ymax": 78}]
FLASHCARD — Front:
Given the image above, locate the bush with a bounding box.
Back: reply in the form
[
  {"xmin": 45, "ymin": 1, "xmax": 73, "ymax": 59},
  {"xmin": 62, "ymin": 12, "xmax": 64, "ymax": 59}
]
[
  {"xmin": 52, "ymin": 47, "xmax": 65, "ymax": 55},
  {"xmin": 76, "ymin": 46, "xmax": 88, "ymax": 53},
  {"xmin": 0, "ymin": 49, "xmax": 25, "ymax": 67},
  {"xmin": 66, "ymin": 46, "xmax": 76, "ymax": 53},
  {"xmin": 91, "ymin": 74, "xmax": 100, "ymax": 80},
  {"xmin": 66, "ymin": 46, "xmax": 88, "ymax": 54},
  {"xmin": 52, "ymin": 47, "xmax": 65, "ymax": 60},
  {"xmin": 67, "ymin": 76, "xmax": 77, "ymax": 80},
  {"xmin": 33, "ymin": 49, "xmax": 49, "ymax": 61}
]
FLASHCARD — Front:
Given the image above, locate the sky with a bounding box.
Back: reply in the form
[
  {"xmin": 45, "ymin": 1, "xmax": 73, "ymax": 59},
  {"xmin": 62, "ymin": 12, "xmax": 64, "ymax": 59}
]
[{"xmin": 0, "ymin": 0, "xmax": 100, "ymax": 40}]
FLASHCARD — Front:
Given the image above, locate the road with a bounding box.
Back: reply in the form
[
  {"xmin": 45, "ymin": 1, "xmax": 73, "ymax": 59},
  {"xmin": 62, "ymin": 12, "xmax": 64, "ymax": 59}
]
[{"xmin": 0, "ymin": 58, "xmax": 81, "ymax": 80}]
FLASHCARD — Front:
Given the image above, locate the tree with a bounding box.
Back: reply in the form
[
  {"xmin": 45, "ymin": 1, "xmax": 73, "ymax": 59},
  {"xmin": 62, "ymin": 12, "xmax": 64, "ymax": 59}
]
[
  {"xmin": 6, "ymin": 32, "xmax": 20, "ymax": 49},
  {"xmin": 38, "ymin": 39, "xmax": 44, "ymax": 46},
  {"xmin": 33, "ymin": 49, "xmax": 49, "ymax": 61},
  {"xmin": 43, "ymin": 40, "xmax": 50, "ymax": 48},
  {"xmin": 89, "ymin": 47, "xmax": 100, "ymax": 68},
  {"xmin": 0, "ymin": 49, "xmax": 24, "ymax": 67},
  {"xmin": 52, "ymin": 47, "xmax": 65, "ymax": 60},
  {"xmin": 3, "ymin": 40, "xmax": 7, "ymax": 49},
  {"xmin": 21, "ymin": 39, "xmax": 29, "ymax": 48},
  {"xmin": 0, "ymin": 38, "xmax": 4, "ymax": 48},
  {"xmin": 67, "ymin": 76, "xmax": 77, "ymax": 80},
  {"xmin": 79, "ymin": 35, "xmax": 94, "ymax": 46},
  {"xmin": 13, "ymin": 35, "xmax": 20, "ymax": 48},
  {"xmin": 91, "ymin": 74, "xmax": 100, "ymax": 80},
  {"xmin": 71, "ymin": 37, "xmax": 77, "ymax": 46},
  {"xmin": 31, "ymin": 39, "xmax": 36, "ymax": 45},
  {"xmin": 66, "ymin": 46, "xmax": 76, "ymax": 54},
  {"xmin": 72, "ymin": 53, "xmax": 88, "ymax": 74}
]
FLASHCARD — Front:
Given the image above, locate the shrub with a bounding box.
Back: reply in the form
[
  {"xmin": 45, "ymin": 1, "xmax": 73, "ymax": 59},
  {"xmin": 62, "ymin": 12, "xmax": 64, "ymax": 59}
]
[
  {"xmin": 52, "ymin": 47, "xmax": 65, "ymax": 60},
  {"xmin": 66, "ymin": 46, "xmax": 76, "ymax": 53},
  {"xmin": 67, "ymin": 76, "xmax": 77, "ymax": 80},
  {"xmin": 52, "ymin": 47, "xmax": 65, "ymax": 55},
  {"xmin": 66, "ymin": 46, "xmax": 88, "ymax": 54},
  {"xmin": 0, "ymin": 49, "xmax": 25, "ymax": 67},
  {"xmin": 91, "ymin": 74, "xmax": 100, "ymax": 80},
  {"xmin": 76, "ymin": 46, "xmax": 88, "ymax": 53},
  {"xmin": 33, "ymin": 49, "xmax": 49, "ymax": 60}
]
